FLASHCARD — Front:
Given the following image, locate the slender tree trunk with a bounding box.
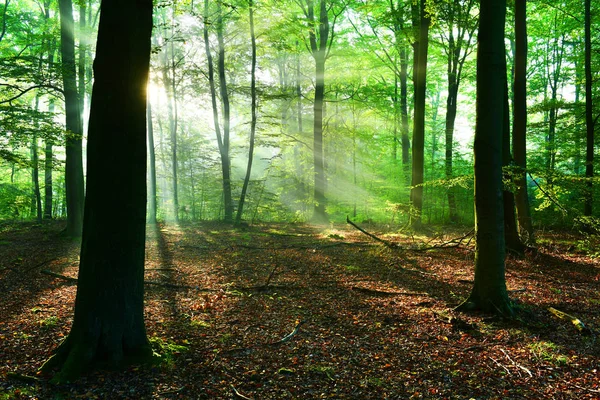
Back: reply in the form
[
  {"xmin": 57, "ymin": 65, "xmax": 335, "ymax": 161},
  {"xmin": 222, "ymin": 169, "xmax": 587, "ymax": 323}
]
[
  {"xmin": 59, "ymin": 0, "xmax": 84, "ymax": 237},
  {"xmin": 31, "ymin": 133, "xmax": 42, "ymax": 222},
  {"xmin": 584, "ymin": 0, "xmax": 594, "ymax": 216},
  {"xmin": 400, "ymin": 44, "xmax": 410, "ymax": 178},
  {"xmin": 410, "ymin": 0, "xmax": 430, "ymax": 228},
  {"xmin": 503, "ymin": 66, "xmax": 524, "ymax": 255},
  {"xmin": 204, "ymin": 0, "xmax": 233, "ymax": 223},
  {"xmin": 160, "ymin": 19, "xmax": 179, "ymax": 222},
  {"xmin": 40, "ymin": 0, "xmax": 153, "ymax": 383},
  {"xmin": 235, "ymin": 0, "xmax": 257, "ymax": 225},
  {"xmin": 216, "ymin": 2, "xmax": 233, "ymax": 222},
  {"xmin": 147, "ymin": 97, "xmax": 157, "ymax": 224},
  {"xmin": 512, "ymin": 0, "xmax": 534, "ymax": 242},
  {"xmin": 44, "ymin": 124, "xmax": 53, "ymax": 219},
  {"xmin": 78, "ymin": 0, "xmax": 86, "ymax": 131},
  {"xmin": 457, "ymin": 0, "xmax": 513, "ymax": 317}
]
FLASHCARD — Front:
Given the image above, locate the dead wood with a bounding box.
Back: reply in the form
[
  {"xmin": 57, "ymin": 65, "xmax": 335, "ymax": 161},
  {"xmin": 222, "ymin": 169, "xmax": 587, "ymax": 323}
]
[
  {"xmin": 351, "ymin": 286, "xmax": 427, "ymax": 297},
  {"xmin": 548, "ymin": 307, "xmax": 593, "ymax": 335},
  {"xmin": 40, "ymin": 269, "xmax": 77, "ymax": 283},
  {"xmin": 346, "ymin": 216, "xmax": 398, "ymax": 248},
  {"xmin": 7, "ymin": 372, "xmax": 45, "ymax": 383},
  {"xmin": 41, "ymin": 269, "xmax": 214, "ymax": 291}
]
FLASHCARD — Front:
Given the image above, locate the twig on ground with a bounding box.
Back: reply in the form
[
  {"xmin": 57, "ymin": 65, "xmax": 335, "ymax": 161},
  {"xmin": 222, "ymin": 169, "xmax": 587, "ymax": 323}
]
[
  {"xmin": 7, "ymin": 372, "xmax": 45, "ymax": 383},
  {"xmin": 158, "ymin": 386, "xmax": 186, "ymax": 395},
  {"xmin": 488, "ymin": 356, "xmax": 511, "ymax": 375},
  {"xmin": 351, "ymin": 286, "xmax": 427, "ymax": 297},
  {"xmin": 268, "ymin": 320, "xmax": 305, "ymax": 346},
  {"xmin": 500, "ymin": 348, "xmax": 533, "ymax": 377},
  {"xmin": 561, "ymin": 379, "xmax": 600, "ymax": 394},
  {"xmin": 231, "ymin": 384, "xmax": 253, "ymax": 400}
]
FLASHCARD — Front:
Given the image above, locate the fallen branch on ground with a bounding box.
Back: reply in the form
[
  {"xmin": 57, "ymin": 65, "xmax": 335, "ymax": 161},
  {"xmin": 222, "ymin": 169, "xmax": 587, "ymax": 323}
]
[
  {"xmin": 346, "ymin": 216, "xmax": 397, "ymax": 248},
  {"xmin": 40, "ymin": 269, "xmax": 77, "ymax": 283},
  {"xmin": 7, "ymin": 372, "xmax": 45, "ymax": 383},
  {"xmin": 41, "ymin": 270, "xmax": 214, "ymax": 291},
  {"xmin": 351, "ymin": 286, "xmax": 427, "ymax": 297},
  {"xmin": 548, "ymin": 307, "xmax": 593, "ymax": 335}
]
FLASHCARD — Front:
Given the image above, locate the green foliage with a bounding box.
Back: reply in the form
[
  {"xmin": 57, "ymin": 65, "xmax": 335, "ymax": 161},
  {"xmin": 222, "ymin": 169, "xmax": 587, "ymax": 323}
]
[{"xmin": 149, "ymin": 336, "xmax": 189, "ymax": 367}]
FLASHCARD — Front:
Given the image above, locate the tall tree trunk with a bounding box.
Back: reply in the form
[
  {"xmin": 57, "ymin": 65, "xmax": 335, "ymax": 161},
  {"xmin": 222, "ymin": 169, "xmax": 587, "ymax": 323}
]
[
  {"xmin": 44, "ymin": 123, "xmax": 53, "ymax": 219},
  {"xmin": 160, "ymin": 16, "xmax": 179, "ymax": 222},
  {"xmin": 503, "ymin": 65, "xmax": 524, "ymax": 255},
  {"xmin": 204, "ymin": 0, "xmax": 233, "ymax": 222},
  {"xmin": 147, "ymin": 97, "xmax": 157, "ymax": 224},
  {"xmin": 400, "ymin": 44, "xmax": 410, "ymax": 178},
  {"xmin": 78, "ymin": 0, "xmax": 86, "ymax": 131},
  {"xmin": 235, "ymin": 0, "xmax": 257, "ymax": 225},
  {"xmin": 584, "ymin": 0, "xmax": 594, "ymax": 216},
  {"xmin": 40, "ymin": 0, "xmax": 154, "ymax": 383},
  {"xmin": 306, "ymin": 0, "xmax": 329, "ymax": 223},
  {"xmin": 457, "ymin": 0, "xmax": 513, "ymax": 317},
  {"xmin": 512, "ymin": 0, "xmax": 534, "ymax": 242},
  {"xmin": 31, "ymin": 133, "xmax": 42, "ymax": 222},
  {"xmin": 216, "ymin": 2, "xmax": 233, "ymax": 223},
  {"xmin": 410, "ymin": 0, "xmax": 430, "ymax": 228},
  {"xmin": 59, "ymin": 0, "xmax": 84, "ymax": 237}
]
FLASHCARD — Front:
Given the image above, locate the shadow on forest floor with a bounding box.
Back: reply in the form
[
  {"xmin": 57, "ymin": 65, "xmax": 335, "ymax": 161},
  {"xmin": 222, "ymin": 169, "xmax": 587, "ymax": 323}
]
[{"xmin": 1, "ymin": 220, "xmax": 599, "ymax": 399}]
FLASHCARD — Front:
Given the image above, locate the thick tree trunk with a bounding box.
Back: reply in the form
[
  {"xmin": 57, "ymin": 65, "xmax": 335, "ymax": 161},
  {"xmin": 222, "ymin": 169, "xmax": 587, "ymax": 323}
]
[
  {"xmin": 457, "ymin": 0, "xmax": 513, "ymax": 317},
  {"xmin": 59, "ymin": 0, "xmax": 84, "ymax": 237},
  {"xmin": 40, "ymin": 0, "xmax": 154, "ymax": 383},
  {"xmin": 584, "ymin": 0, "xmax": 594, "ymax": 216},
  {"xmin": 235, "ymin": 0, "xmax": 257, "ymax": 225},
  {"xmin": 512, "ymin": 0, "xmax": 534, "ymax": 242},
  {"xmin": 410, "ymin": 0, "xmax": 430, "ymax": 228}
]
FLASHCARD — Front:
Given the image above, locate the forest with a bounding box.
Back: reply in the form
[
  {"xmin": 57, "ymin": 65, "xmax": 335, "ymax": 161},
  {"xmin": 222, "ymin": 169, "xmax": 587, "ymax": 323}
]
[{"xmin": 0, "ymin": 0, "xmax": 599, "ymax": 398}]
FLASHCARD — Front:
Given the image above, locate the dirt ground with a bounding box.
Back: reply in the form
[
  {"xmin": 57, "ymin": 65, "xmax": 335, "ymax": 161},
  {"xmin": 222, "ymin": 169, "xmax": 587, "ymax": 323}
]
[{"xmin": 1, "ymin": 220, "xmax": 599, "ymax": 399}]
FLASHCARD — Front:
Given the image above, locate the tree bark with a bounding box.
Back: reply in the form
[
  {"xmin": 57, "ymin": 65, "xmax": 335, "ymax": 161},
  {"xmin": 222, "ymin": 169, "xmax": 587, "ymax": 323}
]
[
  {"xmin": 503, "ymin": 64, "xmax": 524, "ymax": 255},
  {"xmin": 457, "ymin": 0, "xmax": 513, "ymax": 317},
  {"xmin": 305, "ymin": 0, "xmax": 329, "ymax": 223},
  {"xmin": 58, "ymin": 0, "xmax": 84, "ymax": 237},
  {"xmin": 512, "ymin": 0, "xmax": 534, "ymax": 242},
  {"xmin": 235, "ymin": 0, "xmax": 258, "ymax": 226},
  {"xmin": 40, "ymin": 0, "xmax": 154, "ymax": 383},
  {"xmin": 147, "ymin": 97, "xmax": 157, "ymax": 224},
  {"xmin": 410, "ymin": 0, "xmax": 430, "ymax": 228},
  {"xmin": 584, "ymin": 0, "xmax": 594, "ymax": 216}
]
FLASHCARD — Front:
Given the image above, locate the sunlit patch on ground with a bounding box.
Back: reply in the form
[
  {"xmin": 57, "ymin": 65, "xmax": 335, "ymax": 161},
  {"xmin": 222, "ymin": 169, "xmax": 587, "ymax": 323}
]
[{"xmin": 1, "ymin": 221, "xmax": 599, "ymax": 399}]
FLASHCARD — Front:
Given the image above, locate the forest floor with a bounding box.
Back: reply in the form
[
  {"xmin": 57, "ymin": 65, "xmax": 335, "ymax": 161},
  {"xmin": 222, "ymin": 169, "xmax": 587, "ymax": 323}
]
[{"xmin": 0, "ymin": 220, "xmax": 599, "ymax": 399}]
